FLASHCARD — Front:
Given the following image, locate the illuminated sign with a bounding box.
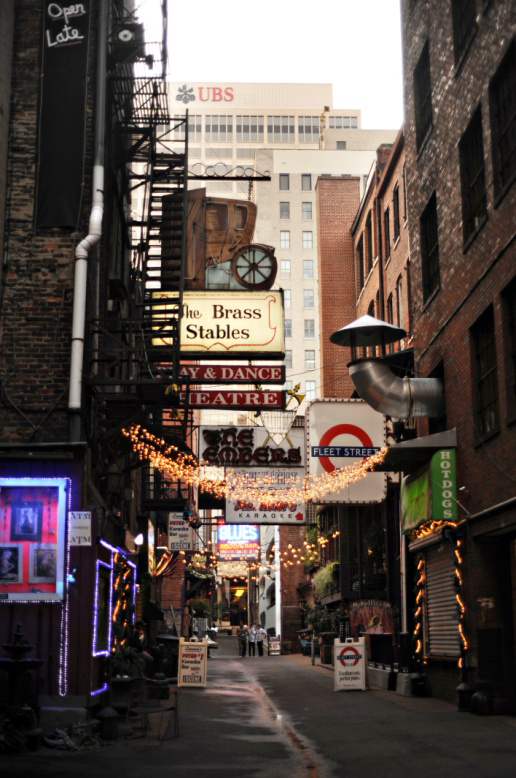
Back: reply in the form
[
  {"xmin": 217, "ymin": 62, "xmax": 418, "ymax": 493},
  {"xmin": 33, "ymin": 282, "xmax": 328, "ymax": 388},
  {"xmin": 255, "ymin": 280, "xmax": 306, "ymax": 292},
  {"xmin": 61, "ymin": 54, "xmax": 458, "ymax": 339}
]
[
  {"xmin": 400, "ymin": 450, "xmax": 457, "ymax": 534},
  {"xmin": 152, "ymin": 291, "xmax": 284, "ymax": 359},
  {"xmin": 200, "ymin": 425, "xmax": 304, "ymax": 467},
  {"xmin": 178, "ymin": 364, "xmax": 285, "ymax": 384},
  {"xmin": 217, "ymin": 523, "xmax": 260, "ymax": 559},
  {"xmin": 225, "ymin": 469, "xmax": 306, "ymax": 524},
  {"xmin": 0, "ymin": 477, "xmax": 69, "ymax": 602},
  {"xmin": 307, "ymin": 399, "xmax": 386, "ymax": 504}
]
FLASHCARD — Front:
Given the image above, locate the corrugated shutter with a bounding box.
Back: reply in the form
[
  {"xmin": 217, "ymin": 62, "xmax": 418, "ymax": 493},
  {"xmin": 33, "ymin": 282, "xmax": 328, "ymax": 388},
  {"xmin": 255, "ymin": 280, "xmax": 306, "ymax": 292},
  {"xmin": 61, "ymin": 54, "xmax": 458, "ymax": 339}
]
[{"xmin": 425, "ymin": 544, "xmax": 460, "ymax": 657}]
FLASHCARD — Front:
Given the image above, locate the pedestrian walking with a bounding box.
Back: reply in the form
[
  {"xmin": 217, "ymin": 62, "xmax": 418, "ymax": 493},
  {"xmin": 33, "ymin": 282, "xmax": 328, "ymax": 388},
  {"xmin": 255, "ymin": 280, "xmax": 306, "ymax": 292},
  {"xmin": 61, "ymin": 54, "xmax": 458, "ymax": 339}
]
[
  {"xmin": 255, "ymin": 624, "xmax": 267, "ymax": 657},
  {"xmin": 237, "ymin": 622, "xmax": 248, "ymax": 657},
  {"xmin": 248, "ymin": 624, "xmax": 257, "ymax": 656}
]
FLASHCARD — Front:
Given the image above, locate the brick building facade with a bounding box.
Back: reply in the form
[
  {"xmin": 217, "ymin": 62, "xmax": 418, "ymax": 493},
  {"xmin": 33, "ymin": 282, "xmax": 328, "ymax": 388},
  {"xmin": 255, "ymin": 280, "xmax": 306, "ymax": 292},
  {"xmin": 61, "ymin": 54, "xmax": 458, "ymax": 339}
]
[{"xmin": 400, "ymin": 0, "xmax": 516, "ymax": 709}]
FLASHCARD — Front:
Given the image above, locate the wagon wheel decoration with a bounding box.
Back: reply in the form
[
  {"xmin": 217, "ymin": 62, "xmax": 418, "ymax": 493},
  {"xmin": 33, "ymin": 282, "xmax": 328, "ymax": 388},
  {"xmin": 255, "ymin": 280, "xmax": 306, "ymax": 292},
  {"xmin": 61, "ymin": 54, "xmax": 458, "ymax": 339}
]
[{"xmin": 231, "ymin": 244, "xmax": 277, "ymax": 290}]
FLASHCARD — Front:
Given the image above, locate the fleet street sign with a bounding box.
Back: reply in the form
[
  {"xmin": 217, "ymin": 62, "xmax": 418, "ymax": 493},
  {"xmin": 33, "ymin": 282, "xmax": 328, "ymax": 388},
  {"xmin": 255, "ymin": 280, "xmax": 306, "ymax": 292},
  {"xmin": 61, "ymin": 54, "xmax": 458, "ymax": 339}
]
[
  {"xmin": 178, "ymin": 364, "xmax": 285, "ymax": 384},
  {"xmin": 307, "ymin": 399, "xmax": 386, "ymax": 504},
  {"xmin": 179, "ymin": 390, "xmax": 285, "ymax": 410}
]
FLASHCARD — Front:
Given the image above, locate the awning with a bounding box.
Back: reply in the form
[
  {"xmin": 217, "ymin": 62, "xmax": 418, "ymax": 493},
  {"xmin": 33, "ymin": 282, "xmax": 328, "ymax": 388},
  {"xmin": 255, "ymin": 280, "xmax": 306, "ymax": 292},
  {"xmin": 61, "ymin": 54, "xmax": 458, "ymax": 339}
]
[{"xmin": 372, "ymin": 429, "xmax": 457, "ymax": 474}]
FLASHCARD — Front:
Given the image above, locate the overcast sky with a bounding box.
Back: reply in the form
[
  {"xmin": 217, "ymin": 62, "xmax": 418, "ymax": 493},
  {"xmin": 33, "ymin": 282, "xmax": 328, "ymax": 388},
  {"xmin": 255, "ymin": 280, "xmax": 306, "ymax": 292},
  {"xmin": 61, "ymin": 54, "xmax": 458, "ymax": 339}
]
[{"xmin": 143, "ymin": 0, "xmax": 404, "ymax": 130}]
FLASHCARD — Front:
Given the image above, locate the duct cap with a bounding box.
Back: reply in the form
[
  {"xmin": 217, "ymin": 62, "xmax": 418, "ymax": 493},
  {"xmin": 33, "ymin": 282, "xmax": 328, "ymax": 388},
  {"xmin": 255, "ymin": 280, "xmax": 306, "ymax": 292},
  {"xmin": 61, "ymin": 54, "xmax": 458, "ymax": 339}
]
[{"xmin": 330, "ymin": 315, "xmax": 406, "ymax": 349}]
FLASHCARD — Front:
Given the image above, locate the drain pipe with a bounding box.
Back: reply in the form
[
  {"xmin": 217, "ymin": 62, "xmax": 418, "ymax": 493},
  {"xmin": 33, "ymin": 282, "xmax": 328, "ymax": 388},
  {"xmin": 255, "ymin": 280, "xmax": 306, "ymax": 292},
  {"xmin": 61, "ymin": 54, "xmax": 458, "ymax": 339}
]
[
  {"xmin": 348, "ymin": 357, "xmax": 444, "ymax": 418},
  {"xmin": 68, "ymin": 0, "xmax": 108, "ymax": 442}
]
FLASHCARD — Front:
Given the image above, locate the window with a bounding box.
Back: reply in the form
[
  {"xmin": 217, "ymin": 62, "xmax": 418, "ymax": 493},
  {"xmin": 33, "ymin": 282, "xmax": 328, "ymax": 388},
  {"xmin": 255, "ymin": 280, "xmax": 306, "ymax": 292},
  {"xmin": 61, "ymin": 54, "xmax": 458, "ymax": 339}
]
[
  {"xmin": 283, "ymin": 289, "xmax": 291, "ymax": 308},
  {"xmin": 235, "ymin": 205, "xmax": 248, "ymax": 230},
  {"xmin": 235, "ymin": 115, "xmax": 264, "ymax": 142},
  {"xmin": 284, "ymin": 319, "xmax": 292, "ymax": 339},
  {"xmin": 328, "ymin": 115, "xmax": 352, "ymax": 129},
  {"xmin": 280, "ymin": 231, "xmax": 290, "ymax": 249},
  {"xmin": 336, "ymin": 141, "xmax": 347, "ymax": 150},
  {"xmin": 357, "ymin": 236, "xmax": 364, "ymax": 289},
  {"xmin": 284, "ymin": 380, "xmax": 293, "ymax": 391},
  {"xmin": 502, "ymin": 278, "xmax": 516, "ymax": 415},
  {"xmin": 305, "ymin": 381, "xmax": 316, "ymax": 401},
  {"xmin": 298, "ymin": 116, "xmax": 320, "ymax": 143},
  {"xmin": 420, "ymin": 192, "xmax": 440, "ymax": 301},
  {"xmin": 183, "ymin": 115, "xmax": 202, "ymax": 140},
  {"xmin": 280, "ymin": 260, "xmax": 291, "ymax": 279},
  {"xmin": 304, "ymin": 289, "xmax": 314, "ymax": 308},
  {"xmin": 302, "ymin": 231, "xmax": 313, "ymax": 249},
  {"xmin": 302, "ymin": 202, "xmax": 313, "ymax": 220},
  {"xmin": 285, "ymin": 350, "xmax": 293, "ymax": 369},
  {"xmin": 279, "ymin": 174, "xmax": 290, "ymax": 191},
  {"xmin": 304, "ymin": 319, "xmax": 315, "ymax": 338},
  {"xmin": 303, "ymin": 260, "xmax": 314, "ymax": 279},
  {"xmin": 459, "ymin": 107, "xmax": 487, "ymax": 243},
  {"xmin": 366, "ymin": 213, "xmax": 373, "ymax": 272},
  {"xmin": 396, "ymin": 276, "xmax": 404, "ymax": 328},
  {"xmin": 280, "ymin": 202, "xmax": 290, "ymax": 219},
  {"xmin": 451, "ymin": 0, "xmax": 477, "ymax": 65},
  {"xmin": 268, "ymin": 116, "xmax": 295, "ymax": 143},
  {"xmin": 384, "ymin": 208, "xmax": 391, "ymax": 259},
  {"xmin": 393, "ymin": 186, "xmax": 401, "ymax": 240},
  {"xmin": 305, "ymin": 350, "xmax": 316, "ymax": 370},
  {"xmin": 204, "ymin": 115, "xmax": 233, "ymax": 142},
  {"xmin": 489, "ymin": 39, "xmax": 516, "ymax": 197},
  {"xmin": 471, "ymin": 306, "xmax": 499, "ymax": 437},
  {"xmin": 387, "ymin": 293, "xmax": 393, "ymax": 324},
  {"xmin": 414, "ymin": 40, "xmax": 433, "ymax": 150},
  {"xmin": 302, "ymin": 174, "xmax": 312, "ymax": 191}
]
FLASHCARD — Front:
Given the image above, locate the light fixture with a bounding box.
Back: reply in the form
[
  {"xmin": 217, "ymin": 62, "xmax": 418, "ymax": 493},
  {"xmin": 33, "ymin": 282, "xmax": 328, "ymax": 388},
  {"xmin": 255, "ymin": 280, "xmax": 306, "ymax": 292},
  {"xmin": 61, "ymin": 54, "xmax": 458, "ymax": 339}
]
[{"xmin": 134, "ymin": 533, "xmax": 144, "ymax": 546}]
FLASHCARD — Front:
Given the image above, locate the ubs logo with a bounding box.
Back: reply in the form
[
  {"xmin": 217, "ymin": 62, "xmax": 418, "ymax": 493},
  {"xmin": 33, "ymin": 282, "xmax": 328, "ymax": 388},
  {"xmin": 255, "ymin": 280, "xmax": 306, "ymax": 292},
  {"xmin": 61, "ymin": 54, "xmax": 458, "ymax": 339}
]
[{"xmin": 175, "ymin": 85, "xmax": 234, "ymax": 104}]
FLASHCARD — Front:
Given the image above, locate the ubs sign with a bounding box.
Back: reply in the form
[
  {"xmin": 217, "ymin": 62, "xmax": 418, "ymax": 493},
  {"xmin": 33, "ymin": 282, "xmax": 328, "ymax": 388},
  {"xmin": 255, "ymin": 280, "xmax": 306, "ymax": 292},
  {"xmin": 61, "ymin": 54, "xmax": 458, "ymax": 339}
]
[{"xmin": 176, "ymin": 84, "xmax": 234, "ymax": 104}]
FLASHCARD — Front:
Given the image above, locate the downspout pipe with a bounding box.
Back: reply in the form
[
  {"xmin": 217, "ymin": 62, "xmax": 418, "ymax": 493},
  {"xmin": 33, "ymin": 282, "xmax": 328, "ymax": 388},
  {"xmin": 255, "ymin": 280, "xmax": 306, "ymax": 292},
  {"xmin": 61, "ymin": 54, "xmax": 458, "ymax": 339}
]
[
  {"xmin": 68, "ymin": 0, "xmax": 108, "ymax": 442},
  {"xmin": 348, "ymin": 358, "xmax": 444, "ymax": 419}
]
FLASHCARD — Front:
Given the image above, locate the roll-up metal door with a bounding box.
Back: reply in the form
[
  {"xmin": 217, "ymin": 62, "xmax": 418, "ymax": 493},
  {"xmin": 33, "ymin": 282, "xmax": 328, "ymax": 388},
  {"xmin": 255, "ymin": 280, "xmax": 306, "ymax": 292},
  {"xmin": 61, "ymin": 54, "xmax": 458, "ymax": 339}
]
[{"xmin": 425, "ymin": 544, "xmax": 460, "ymax": 657}]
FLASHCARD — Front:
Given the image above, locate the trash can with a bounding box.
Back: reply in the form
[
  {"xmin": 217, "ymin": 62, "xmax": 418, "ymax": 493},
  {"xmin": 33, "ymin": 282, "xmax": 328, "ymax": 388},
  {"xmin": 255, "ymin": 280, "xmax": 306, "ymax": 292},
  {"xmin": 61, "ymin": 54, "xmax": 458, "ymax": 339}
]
[{"xmin": 156, "ymin": 635, "xmax": 179, "ymax": 679}]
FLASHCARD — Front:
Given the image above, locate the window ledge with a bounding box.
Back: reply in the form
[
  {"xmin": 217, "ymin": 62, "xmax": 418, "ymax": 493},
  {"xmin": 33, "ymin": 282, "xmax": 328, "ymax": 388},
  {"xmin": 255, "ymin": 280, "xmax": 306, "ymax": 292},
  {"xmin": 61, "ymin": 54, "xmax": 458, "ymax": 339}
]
[
  {"xmin": 493, "ymin": 170, "xmax": 516, "ymax": 210},
  {"xmin": 393, "ymin": 235, "xmax": 401, "ymax": 251},
  {"xmin": 463, "ymin": 213, "xmax": 488, "ymax": 252},
  {"xmin": 473, "ymin": 427, "xmax": 500, "ymax": 448},
  {"xmin": 416, "ymin": 124, "xmax": 434, "ymax": 161},
  {"xmin": 454, "ymin": 26, "xmax": 478, "ymax": 79},
  {"xmin": 422, "ymin": 284, "xmax": 440, "ymax": 311},
  {"xmin": 385, "ymin": 254, "xmax": 392, "ymax": 266}
]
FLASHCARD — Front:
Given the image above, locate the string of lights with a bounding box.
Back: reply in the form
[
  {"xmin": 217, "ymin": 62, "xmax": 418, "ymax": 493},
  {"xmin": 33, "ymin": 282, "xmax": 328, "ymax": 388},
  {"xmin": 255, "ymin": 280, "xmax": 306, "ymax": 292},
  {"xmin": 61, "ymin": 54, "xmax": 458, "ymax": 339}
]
[{"xmin": 122, "ymin": 424, "xmax": 388, "ymax": 505}]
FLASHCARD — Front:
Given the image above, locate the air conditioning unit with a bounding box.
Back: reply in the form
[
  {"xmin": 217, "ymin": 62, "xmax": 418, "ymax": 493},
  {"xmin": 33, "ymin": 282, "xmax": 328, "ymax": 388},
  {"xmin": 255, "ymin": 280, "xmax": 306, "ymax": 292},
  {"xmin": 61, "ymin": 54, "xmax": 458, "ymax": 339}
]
[{"xmin": 112, "ymin": 22, "xmax": 145, "ymax": 62}]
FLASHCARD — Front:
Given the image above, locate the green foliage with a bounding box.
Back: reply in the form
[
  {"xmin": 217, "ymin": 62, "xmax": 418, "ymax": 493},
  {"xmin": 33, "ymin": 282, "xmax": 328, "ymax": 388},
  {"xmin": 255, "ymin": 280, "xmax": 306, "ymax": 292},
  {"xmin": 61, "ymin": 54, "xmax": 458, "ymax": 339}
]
[
  {"xmin": 304, "ymin": 604, "xmax": 341, "ymax": 635},
  {"xmin": 109, "ymin": 645, "xmax": 146, "ymax": 678},
  {"xmin": 213, "ymin": 602, "xmax": 230, "ymax": 622},
  {"xmin": 191, "ymin": 598, "xmax": 211, "ymax": 618},
  {"xmin": 312, "ymin": 561, "xmax": 338, "ymax": 600}
]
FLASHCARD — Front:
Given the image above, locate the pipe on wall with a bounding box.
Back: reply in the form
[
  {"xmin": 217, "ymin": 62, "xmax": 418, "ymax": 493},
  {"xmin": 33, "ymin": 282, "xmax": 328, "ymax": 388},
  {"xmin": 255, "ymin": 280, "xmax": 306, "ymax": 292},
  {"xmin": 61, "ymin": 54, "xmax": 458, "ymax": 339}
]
[
  {"xmin": 68, "ymin": 0, "xmax": 108, "ymax": 442},
  {"xmin": 348, "ymin": 358, "xmax": 443, "ymax": 419}
]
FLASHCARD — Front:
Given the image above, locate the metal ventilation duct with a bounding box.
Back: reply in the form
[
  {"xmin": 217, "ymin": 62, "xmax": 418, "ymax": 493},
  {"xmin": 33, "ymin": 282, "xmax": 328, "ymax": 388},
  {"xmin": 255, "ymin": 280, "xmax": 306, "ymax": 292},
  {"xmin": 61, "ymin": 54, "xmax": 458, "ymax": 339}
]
[{"xmin": 348, "ymin": 358, "xmax": 444, "ymax": 419}]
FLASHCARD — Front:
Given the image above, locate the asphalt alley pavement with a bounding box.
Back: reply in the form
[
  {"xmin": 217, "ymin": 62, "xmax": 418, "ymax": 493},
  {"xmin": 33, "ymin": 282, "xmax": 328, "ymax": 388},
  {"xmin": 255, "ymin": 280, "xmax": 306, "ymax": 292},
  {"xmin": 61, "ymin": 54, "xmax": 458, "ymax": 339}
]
[{"xmin": 2, "ymin": 648, "xmax": 516, "ymax": 778}]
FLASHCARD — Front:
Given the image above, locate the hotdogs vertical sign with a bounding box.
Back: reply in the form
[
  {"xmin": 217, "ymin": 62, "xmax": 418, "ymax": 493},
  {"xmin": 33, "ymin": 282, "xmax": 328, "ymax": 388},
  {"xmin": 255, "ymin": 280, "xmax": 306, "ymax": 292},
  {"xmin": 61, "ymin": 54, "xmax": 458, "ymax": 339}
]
[{"xmin": 36, "ymin": 3, "xmax": 91, "ymax": 228}]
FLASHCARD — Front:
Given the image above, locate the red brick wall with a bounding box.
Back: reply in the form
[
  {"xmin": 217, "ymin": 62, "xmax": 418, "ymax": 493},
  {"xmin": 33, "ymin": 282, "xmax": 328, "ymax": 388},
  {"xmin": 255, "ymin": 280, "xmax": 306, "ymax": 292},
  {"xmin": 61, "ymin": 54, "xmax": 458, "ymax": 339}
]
[
  {"xmin": 279, "ymin": 524, "xmax": 308, "ymax": 647},
  {"xmin": 316, "ymin": 176, "xmax": 361, "ymax": 399},
  {"xmin": 401, "ymin": 0, "xmax": 516, "ymax": 513}
]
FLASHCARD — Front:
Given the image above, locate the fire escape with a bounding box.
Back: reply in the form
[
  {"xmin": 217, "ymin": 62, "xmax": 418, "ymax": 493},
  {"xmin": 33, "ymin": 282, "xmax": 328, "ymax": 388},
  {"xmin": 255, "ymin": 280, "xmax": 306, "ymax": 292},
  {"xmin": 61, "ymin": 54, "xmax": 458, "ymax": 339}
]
[{"xmin": 87, "ymin": 4, "xmax": 192, "ymax": 516}]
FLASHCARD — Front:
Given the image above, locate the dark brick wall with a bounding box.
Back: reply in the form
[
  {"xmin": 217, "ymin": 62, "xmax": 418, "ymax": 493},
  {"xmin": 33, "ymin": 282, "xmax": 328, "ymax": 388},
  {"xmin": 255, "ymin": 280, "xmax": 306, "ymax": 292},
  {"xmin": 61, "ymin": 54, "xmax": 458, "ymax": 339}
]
[
  {"xmin": 0, "ymin": 1, "xmax": 15, "ymax": 273},
  {"xmin": 0, "ymin": 0, "xmax": 99, "ymax": 444}
]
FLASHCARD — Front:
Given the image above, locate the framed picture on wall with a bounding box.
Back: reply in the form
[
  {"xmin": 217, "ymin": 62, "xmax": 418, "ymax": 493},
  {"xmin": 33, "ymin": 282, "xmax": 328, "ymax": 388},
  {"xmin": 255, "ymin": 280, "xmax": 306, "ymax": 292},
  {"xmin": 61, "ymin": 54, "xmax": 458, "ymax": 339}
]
[
  {"xmin": 0, "ymin": 544, "xmax": 23, "ymax": 583},
  {"xmin": 29, "ymin": 544, "xmax": 57, "ymax": 584},
  {"xmin": 10, "ymin": 501, "xmax": 43, "ymax": 542}
]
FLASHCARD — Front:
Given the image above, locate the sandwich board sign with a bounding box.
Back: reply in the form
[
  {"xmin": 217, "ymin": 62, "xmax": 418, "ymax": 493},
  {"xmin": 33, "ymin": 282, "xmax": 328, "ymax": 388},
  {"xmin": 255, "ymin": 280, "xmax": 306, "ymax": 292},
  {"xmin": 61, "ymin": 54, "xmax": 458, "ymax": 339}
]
[
  {"xmin": 334, "ymin": 638, "xmax": 367, "ymax": 691},
  {"xmin": 178, "ymin": 638, "xmax": 208, "ymax": 687}
]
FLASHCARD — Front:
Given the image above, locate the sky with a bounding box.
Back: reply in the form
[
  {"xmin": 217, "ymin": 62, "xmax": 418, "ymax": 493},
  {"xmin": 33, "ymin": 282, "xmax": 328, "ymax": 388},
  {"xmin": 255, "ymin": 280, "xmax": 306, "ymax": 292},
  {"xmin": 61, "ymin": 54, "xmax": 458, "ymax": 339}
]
[{"xmin": 142, "ymin": 0, "xmax": 404, "ymax": 130}]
